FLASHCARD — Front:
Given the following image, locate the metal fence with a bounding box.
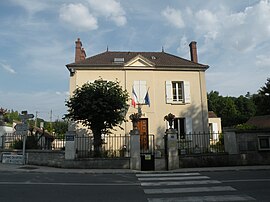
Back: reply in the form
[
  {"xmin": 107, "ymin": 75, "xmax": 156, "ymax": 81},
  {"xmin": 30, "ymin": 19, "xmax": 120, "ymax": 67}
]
[
  {"xmin": 178, "ymin": 132, "xmax": 225, "ymax": 155},
  {"xmin": 140, "ymin": 134, "xmax": 155, "ymax": 154},
  {"xmin": 0, "ymin": 133, "xmax": 65, "ymax": 151},
  {"xmin": 76, "ymin": 134, "xmax": 130, "ymax": 158}
]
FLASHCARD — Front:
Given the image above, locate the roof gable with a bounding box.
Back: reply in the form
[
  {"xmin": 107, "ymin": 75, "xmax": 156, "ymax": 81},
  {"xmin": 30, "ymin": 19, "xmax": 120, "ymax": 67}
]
[{"xmin": 125, "ymin": 54, "xmax": 154, "ymax": 68}]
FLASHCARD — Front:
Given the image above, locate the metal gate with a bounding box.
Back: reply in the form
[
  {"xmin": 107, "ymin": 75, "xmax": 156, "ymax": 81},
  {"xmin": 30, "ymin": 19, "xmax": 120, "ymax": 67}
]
[{"xmin": 140, "ymin": 134, "xmax": 155, "ymax": 171}]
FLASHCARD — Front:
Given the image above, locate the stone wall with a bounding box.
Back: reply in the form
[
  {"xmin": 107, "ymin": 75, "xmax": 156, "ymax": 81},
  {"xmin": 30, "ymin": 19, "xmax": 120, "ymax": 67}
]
[
  {"xmin": 26, "ymin": 150, "xmax": 130, "ymax": 169},
  {"xmin": 0, "ymin": 150, "xmax": 130, "ymax": 169},
  {"xmin": 179, "ymin": 153, "xmax": 270, "ymax": 168},
  {"xmin": 26, "ymin": 150, "xmax": 65, "ymax": 167}
]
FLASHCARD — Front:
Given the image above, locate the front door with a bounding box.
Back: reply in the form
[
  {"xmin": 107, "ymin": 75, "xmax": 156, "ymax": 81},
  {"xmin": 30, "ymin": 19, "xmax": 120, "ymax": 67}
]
[{"xmin": 138, "ymin": 118, "xmax": 149, "ymax": 152}]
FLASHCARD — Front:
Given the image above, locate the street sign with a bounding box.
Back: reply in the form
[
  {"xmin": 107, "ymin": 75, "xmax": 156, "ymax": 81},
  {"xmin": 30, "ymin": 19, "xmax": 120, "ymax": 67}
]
[
  {"xmin": 19, "ymin": 114, "xmax": 34, "ymax": 120},
  {"xmin": 14, "ymin": 123, "xmax": 28, "ymax": 131}
]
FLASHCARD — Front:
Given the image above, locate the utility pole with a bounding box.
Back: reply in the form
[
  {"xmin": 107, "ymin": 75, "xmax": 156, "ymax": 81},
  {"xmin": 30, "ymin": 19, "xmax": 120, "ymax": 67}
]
[
  {"xmin": 50, "ymin": 109, "xmax": 53, "ymax": 129},
  {"xmin": 35, "ymin": 111, "xmax": 38, "ymax": 127}
]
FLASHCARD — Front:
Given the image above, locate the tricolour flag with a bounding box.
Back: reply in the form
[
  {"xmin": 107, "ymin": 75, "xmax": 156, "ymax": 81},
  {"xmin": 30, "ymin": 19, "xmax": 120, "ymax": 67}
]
[
  {"xmin": 132, "ymin": 86, "xmax": 138, "ymax": 108},
  {"xmin": 144, "ymin": 88, "xmax": 150, "ymax": 107}
]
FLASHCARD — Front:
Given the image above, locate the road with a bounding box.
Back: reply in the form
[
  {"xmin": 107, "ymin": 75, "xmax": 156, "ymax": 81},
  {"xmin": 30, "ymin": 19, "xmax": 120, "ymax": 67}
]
[{"xmin": 0, "ymin": 169, "xmax": 269, "ymax": 201}]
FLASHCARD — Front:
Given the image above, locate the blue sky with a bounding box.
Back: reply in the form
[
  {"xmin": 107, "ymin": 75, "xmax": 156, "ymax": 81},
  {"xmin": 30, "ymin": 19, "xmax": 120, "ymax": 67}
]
[{"xmin": 0, "ymin": 0, "xmax": 269, "ymax": 121}]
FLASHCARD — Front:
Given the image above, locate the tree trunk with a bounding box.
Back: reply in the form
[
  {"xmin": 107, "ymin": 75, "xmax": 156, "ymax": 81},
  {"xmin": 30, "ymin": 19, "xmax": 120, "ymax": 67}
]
[{"xmin": 93, "ymin": 130, "xmax": 102, "ymax": 157}]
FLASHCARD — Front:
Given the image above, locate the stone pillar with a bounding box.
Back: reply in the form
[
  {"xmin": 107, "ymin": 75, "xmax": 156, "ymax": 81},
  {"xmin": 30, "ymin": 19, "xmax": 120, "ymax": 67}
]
[
  {"xmin": 130, "ymin": 129, "xmax": 141, "ymax": 170},
  {"xmin": 65, "ymin": 122, "xmax": 77, "ymax": 160},
  {"xmin": 224, "ymin": 130, "xmax": 238, "ymax": 154},
  {"xmin": 166, "ymin": 128, "xmax": 179, "ymax": 170}
]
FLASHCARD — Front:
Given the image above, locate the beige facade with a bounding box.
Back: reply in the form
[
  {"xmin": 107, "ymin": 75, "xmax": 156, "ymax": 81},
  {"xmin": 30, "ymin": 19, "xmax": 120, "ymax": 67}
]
[{"xmin": 67, "ymin": 39, "xmax": 209, "ymax": 147}]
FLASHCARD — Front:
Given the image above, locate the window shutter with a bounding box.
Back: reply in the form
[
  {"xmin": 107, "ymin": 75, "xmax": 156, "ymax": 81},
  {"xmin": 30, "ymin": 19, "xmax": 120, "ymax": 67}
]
[
  {"xmin": 165, "ymin": 81, "xmax": 173, "ymax": 103},
  {"xmin": 133, "ymin": 80, "xmax": 140, "ymax": 103},
  {"xmin": 133, "ymin": 80, "xmax": 147, "ymax": 104},
  {"xmin": 140, "ymin": 80, "xmax": 147, "ymax": 104},
  {"xmin": 212, "ymin": 123, "xmax": 219, "ymax": 140},
  {"xmin": 212, "ymin": 123, "xmax": 218, "ymax": 133},
  {"xmin": 184, "ymin": 81, "xmax": 191, "ymax": 104},
  {"xmin": 185, "ymin": 117, "xmax": 193, "ymax": 140}
]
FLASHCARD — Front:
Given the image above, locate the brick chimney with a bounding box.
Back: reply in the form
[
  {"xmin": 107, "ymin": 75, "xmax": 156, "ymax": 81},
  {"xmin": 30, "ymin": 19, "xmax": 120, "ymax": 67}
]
[
  {"xmin": 75, "ymin": 38, "xmax": 86, "ymax": 63},
  {"xmin": 80, "ymin": 48, "xmax": 86, "ymax": 61},
  {"xmin": 189, "ymin": 41, "xmax": 198, "ymax": 63}
]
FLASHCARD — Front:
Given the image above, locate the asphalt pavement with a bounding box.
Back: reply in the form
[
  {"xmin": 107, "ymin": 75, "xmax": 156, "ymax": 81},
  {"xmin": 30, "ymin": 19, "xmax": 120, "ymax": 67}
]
[{"xmin": 0, "ymin": 163, "xmax": 269, "ymax": 174}]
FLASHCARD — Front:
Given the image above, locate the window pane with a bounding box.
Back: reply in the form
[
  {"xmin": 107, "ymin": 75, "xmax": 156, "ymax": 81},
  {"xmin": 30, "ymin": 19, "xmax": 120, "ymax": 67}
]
[
  {"xmin": 259, "ymin": 138, "xmax": 269, "ymax": 149},
  {"xmin": 172, "ymin": 82, "xmax": 177, "ymax": 101},
  {"xmin": 172, "ymin": 81, "xmax": 183, "ymax": 102},
  {"xmin": 178, "ymin": 82, "xmax": 183, "ymax": 101}
]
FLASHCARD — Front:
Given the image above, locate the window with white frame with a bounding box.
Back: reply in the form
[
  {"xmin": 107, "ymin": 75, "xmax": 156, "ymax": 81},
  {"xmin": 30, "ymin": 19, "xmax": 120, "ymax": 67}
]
[
  {"xmin": 172, "ymin": 81, "xmax": 183, "ymax": 102},
  {"xmin": 166, "ymin": 81, "xmax": 191, "ymax": 104}
]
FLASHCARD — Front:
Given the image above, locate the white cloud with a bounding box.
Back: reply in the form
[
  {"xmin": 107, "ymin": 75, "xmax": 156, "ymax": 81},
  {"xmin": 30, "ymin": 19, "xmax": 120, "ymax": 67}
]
[
  {"xmin": 0, "ymin": 62, "xmax": 16, "ymax": 74},
  {"xmin": 195, "ymin": 10, "xmax": 218, "ymax": 33},
  {"xmin": 10, "ymin": 0, "xmax": 49, "ymax": 14},
  {"xmin": 87, "ymin": 0, "xmax": 127, "ymax": 26},
  {"xmin": 256, "ymin": 55, "xmax": 270, "ymax": 67},
  {"xmin": 59, "ymin": 3, "xmax": 98, "ymax": 31},
  {"xmin": 162, "ymin": 7, "xmax": 185, "ymax": 28},
  {"xmin": 176, "ymin": 35, "xmax": 189, "ymax": 58}
]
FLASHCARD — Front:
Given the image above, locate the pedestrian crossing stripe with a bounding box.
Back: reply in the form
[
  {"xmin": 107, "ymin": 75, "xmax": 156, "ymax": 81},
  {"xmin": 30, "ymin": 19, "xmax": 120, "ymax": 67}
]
[
  {"xmin": 147, "ymin": 195, "xmax": 256, "ymax": 202},
  {"xmin": 138, "ymin": 172, "xmax": 256, "ymax": 201},
  {"xmin": 138, "ymin": 176, "xmax": 209, "ymax": 181},
  {"xmin": 136, "ymin": 172, "xmax": 200, "ymax": 177},
  {"xmin": 141, "ymin": 180, "xmax": 221, "ymax": 186},
  {"xmin": 144, "ymin": 186, "xmax": 236, "ymax": 194}
]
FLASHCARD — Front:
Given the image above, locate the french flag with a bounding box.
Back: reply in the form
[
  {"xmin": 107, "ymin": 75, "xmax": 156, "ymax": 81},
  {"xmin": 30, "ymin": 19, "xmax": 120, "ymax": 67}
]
[{"xmin": 132, "ymin": 87, "xmax": 138, "ymax": 108}]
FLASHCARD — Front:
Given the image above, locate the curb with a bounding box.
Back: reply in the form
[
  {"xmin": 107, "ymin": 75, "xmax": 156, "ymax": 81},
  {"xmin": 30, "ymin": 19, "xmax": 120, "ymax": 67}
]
[{"xmin": 0, "ymin": 163, "xmax": 269, "ymax": 174}]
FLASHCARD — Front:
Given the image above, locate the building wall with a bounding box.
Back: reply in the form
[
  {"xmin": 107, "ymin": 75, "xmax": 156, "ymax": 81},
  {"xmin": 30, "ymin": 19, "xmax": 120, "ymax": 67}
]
[
  {"xmin": 70, "ymin": 67, "xmax": 209, "ymax": 147},
  {"xmin": 209, "ymin": 117, "xmax": 222, "ymax": 133}
]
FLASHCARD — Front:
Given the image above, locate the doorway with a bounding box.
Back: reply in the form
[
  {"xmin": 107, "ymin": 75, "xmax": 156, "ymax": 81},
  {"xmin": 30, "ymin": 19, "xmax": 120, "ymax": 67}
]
[{"xmin": 137, "ymin": 118, "xmax": 148, "ymax": 152}]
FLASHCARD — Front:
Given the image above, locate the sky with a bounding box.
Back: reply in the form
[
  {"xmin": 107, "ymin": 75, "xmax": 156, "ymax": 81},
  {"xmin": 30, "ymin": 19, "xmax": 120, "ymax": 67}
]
[{"xmin": 0, "ymin": 0, "xmax": 270, "ymax": 121}]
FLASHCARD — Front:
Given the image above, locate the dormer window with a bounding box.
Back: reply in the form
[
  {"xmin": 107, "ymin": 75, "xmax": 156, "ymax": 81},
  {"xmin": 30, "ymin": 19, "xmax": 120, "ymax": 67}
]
[{"xmin": 114, "ymin": 58, "xmax": 125, "ymax": 63}]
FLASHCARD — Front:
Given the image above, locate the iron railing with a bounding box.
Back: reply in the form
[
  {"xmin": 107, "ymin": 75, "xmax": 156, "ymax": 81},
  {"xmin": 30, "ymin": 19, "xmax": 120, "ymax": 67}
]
[
  {"xmin": 140, "ymin": 134, "xmax": 155, "ymax": 154},
  {"xmin": 76, "ymin": 134, "xmax": 130, "ymax": 158},
  {"xmin": 178, "ymin": 132, "xmax": 225, "ymax": 155},
  {"xmin": 0, "ymin": 133, "xmax": 65, "ymax": 150}
]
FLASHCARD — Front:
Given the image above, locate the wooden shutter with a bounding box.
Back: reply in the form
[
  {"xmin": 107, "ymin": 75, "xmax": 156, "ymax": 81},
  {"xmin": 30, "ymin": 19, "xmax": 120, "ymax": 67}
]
[
  {"xmin": 133, "ymin": 80, "xmax": 140, "ymax": 103},
  {"xmin": 139, "ymin": 80, "xmax": 147, "ymax": 104},
  {"xmin": 133, "ymin": 80, "xmax": 147, "ymax": 104},
  {"xmin": 212, "ymin": 123, "xmax": 219, "ymax": 140},
  {"xmin": 165, "ymin": 81, "xmax": 173, "ymax": 103},
  {"xmin": 184, "ymin": 81, "xmax": 191, "ymax": 104}
]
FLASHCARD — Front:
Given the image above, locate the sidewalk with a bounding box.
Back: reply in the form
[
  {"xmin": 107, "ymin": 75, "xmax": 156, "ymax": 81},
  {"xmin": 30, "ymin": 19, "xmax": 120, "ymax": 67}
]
[{"xmin": 0, "ymin": 163, "xmax": 269, "ymax": 174}]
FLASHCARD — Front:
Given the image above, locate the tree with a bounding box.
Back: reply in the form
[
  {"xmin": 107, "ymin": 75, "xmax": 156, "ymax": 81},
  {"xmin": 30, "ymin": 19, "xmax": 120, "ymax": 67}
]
[
  {"xmin": 65, "ymin": 79, "xmax": 129, "ymax": 156},
  {"xmin": 207, "ymin": 91, "xmax": 256, "ymax": 127},
  {"xmin": 233, "ymin": 95, "xmax": 256, "ymax": 123},
  {"xmin": 253, "ymin": 78, "xmax": 270, "ymax": 115},
  {"xmin": 52, "ymin": 120, "xmax": 68, "ymax": 138}
]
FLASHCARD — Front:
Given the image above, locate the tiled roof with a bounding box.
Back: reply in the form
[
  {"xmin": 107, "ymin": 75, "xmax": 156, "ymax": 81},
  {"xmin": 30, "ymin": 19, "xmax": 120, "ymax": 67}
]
[
  {"xmin": 208, "ymin": 111, "xmax": 218, "ymax": 118},
  {"xmin": 34, "ymin": 127, "xmax": 54, "ymax": 139},
  {"xmin": 246, "ymin": 115, "xmax": 270, "ymax": 129},
  {"xmin": 67, "ymin": 51, "xmax": 208, "ymax": 69}
]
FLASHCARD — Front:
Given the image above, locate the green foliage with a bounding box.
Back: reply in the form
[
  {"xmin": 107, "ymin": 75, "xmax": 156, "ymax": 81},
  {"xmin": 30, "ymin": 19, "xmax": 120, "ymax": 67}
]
[
  {"xmin": 4, "ymin": 110, "xmax": 20, "ymax": 125},
  {"xmin": 12, "ymin": 135, "xmax": 40, "ymax": 149},
  {"xmin": 208, "ymin": 91, "xmax": 256, "ymax": 127},
  {"xmin": 52, "ymin": 120, "xmax": 68, "ymax": 137},
  {"xmin": 252, "ymin": 78, "xmax": 270, "ymax": 115},
  {"xmin": 65, "ymin": 79, "xmax": 129, "ymax": 156},
  {"xmin": 235, "ymin": 123, "xmax": 257, "ymax": 130}
]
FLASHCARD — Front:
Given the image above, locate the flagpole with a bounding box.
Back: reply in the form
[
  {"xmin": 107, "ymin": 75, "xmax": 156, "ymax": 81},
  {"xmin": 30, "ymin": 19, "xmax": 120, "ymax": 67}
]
[{"xmin": 138, "ymin": 104, "xmax": 142, "ymax": 115}]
